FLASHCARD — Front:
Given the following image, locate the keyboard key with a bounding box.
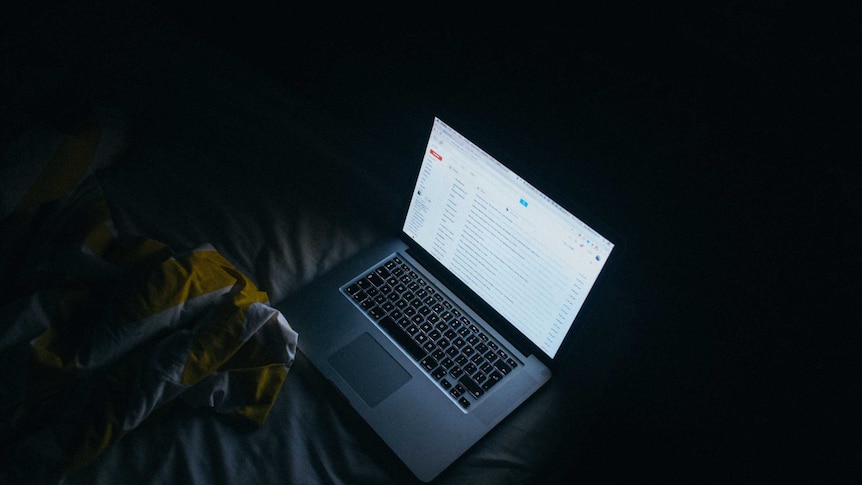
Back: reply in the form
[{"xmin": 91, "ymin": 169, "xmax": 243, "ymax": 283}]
[
  {"xmin": 482, "ymin": 371, "xmax": 503, "ymax": 390},
  {"xmin": 493, "ymin": 359, "xmax": 512, "ymax": 375},
  {"xmin": 459, "ymin": 375, "xmax": 484, "ymax": 398},
  {"xmin": 450, "ymin": 385, "xmax": 464, "ymax": 399},
  {"xmin": 367, "ymin": 273, "xmax": 385, "ymax": 286},
  {"xmin": 368, "ymin": 306, "xmax": 385, "ymax": 319},
  {"xmin": 378, "ymin": 316, "xmax": 425, "ymax": 361},
  {"xmin": 421, "ymin": 356, "xmax": 437, "ymax": 371}
]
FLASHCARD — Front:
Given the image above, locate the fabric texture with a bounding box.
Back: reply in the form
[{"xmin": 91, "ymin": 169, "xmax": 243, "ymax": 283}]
[{"xmin": 0, "ymin": 120, "xmax": 297, "ymax": 476}]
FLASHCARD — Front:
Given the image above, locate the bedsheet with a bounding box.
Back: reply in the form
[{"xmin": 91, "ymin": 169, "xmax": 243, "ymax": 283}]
[{"xmin": 1, "ymin": 3, "xmax": 636, "ymax": 484}]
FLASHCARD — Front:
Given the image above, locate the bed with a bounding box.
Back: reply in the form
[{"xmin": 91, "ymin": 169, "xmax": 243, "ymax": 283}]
[{"xmin": 0, "ymin": 3, "xmax": 640, "ymax": 484}]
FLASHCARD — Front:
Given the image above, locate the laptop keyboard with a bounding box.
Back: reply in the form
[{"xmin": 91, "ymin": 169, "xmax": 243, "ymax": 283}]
[{"xmin": 342, "ymin": 256, "xmax": 519, "ymax": 409}]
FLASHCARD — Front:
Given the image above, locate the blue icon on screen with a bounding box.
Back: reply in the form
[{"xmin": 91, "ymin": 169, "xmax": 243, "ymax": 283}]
[{"xmin": 519, "ymin": 198, "xmax": 528, "ymax": 207}]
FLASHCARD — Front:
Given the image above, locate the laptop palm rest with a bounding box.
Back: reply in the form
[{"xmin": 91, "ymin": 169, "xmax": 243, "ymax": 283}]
[{"xmin": 328, "ymin": 332, "xmax": 412, "ymax": 407}]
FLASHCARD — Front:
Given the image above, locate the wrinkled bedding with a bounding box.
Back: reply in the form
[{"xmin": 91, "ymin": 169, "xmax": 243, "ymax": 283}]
[
  {"xmin": 1, "ymin": 3, "xmax": 635, "ymax": 484},
  {"xmin": 0, "ymin": 114, "xmax": 297, "ymax": 479}
]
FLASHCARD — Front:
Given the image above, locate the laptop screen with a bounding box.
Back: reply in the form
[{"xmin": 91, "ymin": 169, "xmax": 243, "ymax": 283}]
[{"xmin": 403, "ymin": 118, "xmax": 614, "ymax": 359}]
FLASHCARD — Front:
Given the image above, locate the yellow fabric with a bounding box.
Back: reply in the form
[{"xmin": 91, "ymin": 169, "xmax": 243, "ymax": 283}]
[
  {"xmin": 3, "ymin": 124, "xmax": 295, "ymax": 474},
  {"xmin": 119, "ymin": 249, "xmax": 239, "ymax": 323},
  {"xmin": 9, "ymin": 189, "xmax": 296, "ymax": 474},
  {"xmin": 104, "ymin": 237, "xmax": 173, "ymax": 271},
  {"xmin": 39, "ymin": 242, "xmax": 294, "ymax": 473},
  {"xmin": 222, "ymin": 364, "xmax": 288, "ymax": 426},
  {"xmin": 181, "ymin": 258, "xmax": 269, "ymax": 385}
]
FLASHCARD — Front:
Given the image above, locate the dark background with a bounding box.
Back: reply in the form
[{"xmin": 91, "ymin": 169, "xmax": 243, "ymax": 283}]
[{"xmin": 3, "ymin": 1, "xmax": 858, "ymax": 480}]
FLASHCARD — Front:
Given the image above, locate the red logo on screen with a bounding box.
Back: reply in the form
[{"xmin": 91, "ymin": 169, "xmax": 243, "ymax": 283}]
[{"xmin": 430, "ymin": 149, "xmax": 442, "ymax": 161}]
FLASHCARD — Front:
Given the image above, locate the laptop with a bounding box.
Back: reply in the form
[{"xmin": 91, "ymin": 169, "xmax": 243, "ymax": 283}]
[{"xmin": 275, "ymin": 116, "xmax": 621, "ymax": 482}]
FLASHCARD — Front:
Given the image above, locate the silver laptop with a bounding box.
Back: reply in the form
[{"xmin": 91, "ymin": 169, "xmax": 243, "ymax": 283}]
[{"xmin": 276, "ymin": 116, "xmax": 620, "ymax": 481}]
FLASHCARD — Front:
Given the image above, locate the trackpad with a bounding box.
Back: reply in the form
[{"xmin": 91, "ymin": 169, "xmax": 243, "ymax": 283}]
[{"xmin": 328, "ymin": 333, "xmax": 411, "ymax": 407}]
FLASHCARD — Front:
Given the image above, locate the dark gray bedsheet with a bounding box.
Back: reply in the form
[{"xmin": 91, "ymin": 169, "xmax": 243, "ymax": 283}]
[{"xmin": 1, "ymin": 3, "xmax": 637, "ymax": 484}]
